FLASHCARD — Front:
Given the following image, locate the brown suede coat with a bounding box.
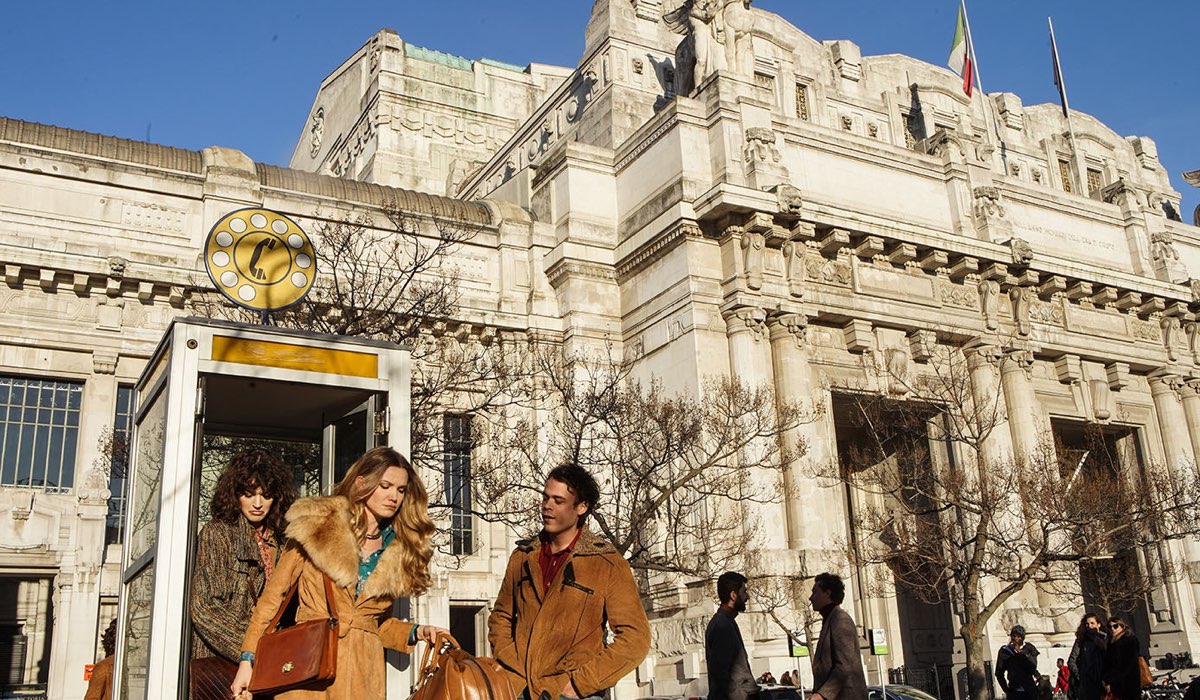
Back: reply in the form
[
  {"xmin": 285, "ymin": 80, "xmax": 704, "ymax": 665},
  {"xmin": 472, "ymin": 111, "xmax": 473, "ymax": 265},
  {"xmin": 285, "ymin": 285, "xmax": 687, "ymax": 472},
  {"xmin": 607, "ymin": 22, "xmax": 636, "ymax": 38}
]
[
  {"xmin": 240, "ymin": 496, "xmax": 419, "ymax": 700},
  {"xmin": 487, "ymin": 527, "xmax": 651, "ymax": 699}
]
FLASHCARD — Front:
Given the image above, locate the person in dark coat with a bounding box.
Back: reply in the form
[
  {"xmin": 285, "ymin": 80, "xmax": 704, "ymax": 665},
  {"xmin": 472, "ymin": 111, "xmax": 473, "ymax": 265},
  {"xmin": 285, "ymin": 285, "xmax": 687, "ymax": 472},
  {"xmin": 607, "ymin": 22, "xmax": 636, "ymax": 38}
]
[
  {"xmin": 809, "ymin": 572, "xmax": 868, "ymax": 700},
  {"xmin": 1067, "ymin": 614, "xmax": 1106, "ymax": 700},
  {"xmin": 705, "ymin": 571, "xmax": 759, "ymax": 700},
  {"xmin": 190, "ymin": 449, "xmax": 296, "ymax": 663},
  {"xmin": 1102, "ymin": 617, "xmax": 1141, "ymax": 700},
  {"xmin": 996, "ymin": 625, "xmax": 1040, "ymax": 700}
]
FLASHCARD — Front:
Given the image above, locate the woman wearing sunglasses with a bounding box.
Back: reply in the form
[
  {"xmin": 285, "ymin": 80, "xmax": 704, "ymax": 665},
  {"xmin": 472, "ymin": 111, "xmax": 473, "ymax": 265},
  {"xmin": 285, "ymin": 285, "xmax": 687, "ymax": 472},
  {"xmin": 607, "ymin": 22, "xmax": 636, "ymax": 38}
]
[{"xmin": 1101, "ymin": 617, "xmax": 1140, "ymax": 700}]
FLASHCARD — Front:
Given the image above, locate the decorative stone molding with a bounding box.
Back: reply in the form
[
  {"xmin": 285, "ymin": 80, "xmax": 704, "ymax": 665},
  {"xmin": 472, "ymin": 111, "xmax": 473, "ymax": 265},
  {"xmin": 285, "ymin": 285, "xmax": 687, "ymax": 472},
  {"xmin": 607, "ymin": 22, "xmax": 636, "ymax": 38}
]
[
  {"xmin": 1161, "ymin": 316, "xmax": 1182, "ymax": 363},
  {"xmin": 782, "ymin": 241, "xmax": 805, "ymax": 299},
  {"xmin": 973, "ymin": 187, "xmax": 1006, "ymax": 221},
  {"xmin": 1010, "ymin": 286, "xmax": 1035, "ymax": 337},
  {"xmin": 843, "ymin": 319, "xmax": 872, "ymax": 353},
  {"xmin": 633, "ymin": 0, "xmax": 663, "ymax": 21},
  {"xmin": 76, "ymin": 466, "xmax": 111, "ymax": 505},
  {"xmin": 1090, "ymin": 378, "xmax": 1112, "ymax": 421},
  {"xmin": 921, "ymin": 128, "xmax": 964, "ymax": 163},
  {"xmin": 979, "ymin": 279, "xmax": 1001, "ymax": 330},
  {"xmin": 1004, "ymin": 348, "xmax": 1036, "ymax": 378},
  {"xmin": 768, "ymin": 312, "xmax": 809, "ymax": 348},
  {"xmin": 805, "ymin": 256, "xmax": 851, "ymax": 287},
  {"xmin": 771, "ymin": 183, "xmax": 803, "ymax": 217},
  {"xmin": 964, "ymin": 342, "xmax": 1003, "ymax": 369},
  {"xmin": 93, "ymin": 350, "xmax": 118, "ymax": 375},
  {"xmin": 1106, "ymin": 362, "xmax": 1130, "ymax": 391},
  {"xmin": 1150, "ymin": 371, "xmax": 1186, "ymax": 400},
  {"xmin": 818, "ymin": 229, "xmax": 851, "ymax": 256},
  {"xmin": 1007, "ymin": 238, "xmax": 1033, "ymax": 268},
  {"xmin": 1188, "ymin": 323, "xmax": 1200, "ymax": 364},
  {"xmin": 1054, "ymin": 355, "xmax": 1082, "ymax": 384},
  {"xmin": 1151, "ymin": 231, "xmax": 1189, "ymax": 284},
  {"xmin": 939, "ymin": 280, "xmax": 978, "ymax": 309},
  {"xmin": 1100, "ymin": 178, "xmax": 1141, "ymax": 209},
  {"xmin": 884, "ymin": 347, "xmax": 910, "ymax": 395},
  {"xmin": 741, "ymin": 229, "xmax": 766, "ymax": 291},
  {"xmin": 909, "ymin": 330, "xmax": 936, "ymax": 363},
  {"xmin": 744, "ymin": 128, "xmax": 781, "ymax": 164},
  {"xmin": 724, "ymin": 305, "xmax": 767, "ymax": 342}
]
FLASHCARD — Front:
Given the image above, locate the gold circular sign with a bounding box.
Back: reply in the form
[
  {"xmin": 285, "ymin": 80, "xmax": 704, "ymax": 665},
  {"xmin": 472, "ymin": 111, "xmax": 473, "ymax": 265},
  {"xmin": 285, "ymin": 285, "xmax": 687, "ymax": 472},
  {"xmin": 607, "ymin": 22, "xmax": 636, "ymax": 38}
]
[{"xmin": 204, "ymin": 208, "xmax": 316, "ymax": 311}]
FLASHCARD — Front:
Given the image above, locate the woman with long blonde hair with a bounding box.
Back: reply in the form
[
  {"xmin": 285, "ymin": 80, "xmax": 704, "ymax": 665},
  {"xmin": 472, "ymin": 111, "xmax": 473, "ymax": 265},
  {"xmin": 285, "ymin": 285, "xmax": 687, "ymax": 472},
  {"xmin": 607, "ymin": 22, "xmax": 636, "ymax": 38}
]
[{"xmin": 230, "ymin": 447, "xmax": 446, "ymax": 700}]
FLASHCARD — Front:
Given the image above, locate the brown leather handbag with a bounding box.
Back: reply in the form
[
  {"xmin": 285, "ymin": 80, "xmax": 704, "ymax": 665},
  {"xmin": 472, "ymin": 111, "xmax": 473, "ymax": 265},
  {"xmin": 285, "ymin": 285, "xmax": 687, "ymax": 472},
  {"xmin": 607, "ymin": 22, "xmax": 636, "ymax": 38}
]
[
  {"xmin": 189, "ymin": 656, "xmax": 239, "ymax": 700},
  {"xmin": 248, "ymin": 573, "xmax": 339, "ymax": 694},
  {"xmin": 408, "ymin": 632, "xmax": 516, "ymax": 700}
]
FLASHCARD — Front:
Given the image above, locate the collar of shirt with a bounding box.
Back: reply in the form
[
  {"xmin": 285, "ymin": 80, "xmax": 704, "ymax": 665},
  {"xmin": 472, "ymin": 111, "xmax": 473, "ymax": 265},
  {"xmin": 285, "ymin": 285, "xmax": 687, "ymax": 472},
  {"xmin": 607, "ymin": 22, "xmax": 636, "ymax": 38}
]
[
  {"xmin": 538, "ymin": 528, "xmax": 582, "ymax": 590},
  {"xmin": 356, "ymin": 524, "xmax": 396, "ymax": 597}
]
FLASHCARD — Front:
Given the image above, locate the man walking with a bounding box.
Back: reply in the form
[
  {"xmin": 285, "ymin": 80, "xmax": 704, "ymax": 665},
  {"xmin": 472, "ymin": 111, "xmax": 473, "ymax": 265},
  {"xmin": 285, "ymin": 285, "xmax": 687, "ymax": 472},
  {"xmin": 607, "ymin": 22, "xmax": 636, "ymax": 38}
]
[
  {"xmin": 488, "ymin": 463, "xmax": 651, "ymax": 700},
  {"xmin": 997, "ymin": 625, "xmax": 1040, "ymax": 700},
  {"xmin": 809, "ymin": 573, "xmax": 867, "ymax": 700},
  {"xmin": 705, "ymin": 571, "xmax": 759, "ymax": 700}
]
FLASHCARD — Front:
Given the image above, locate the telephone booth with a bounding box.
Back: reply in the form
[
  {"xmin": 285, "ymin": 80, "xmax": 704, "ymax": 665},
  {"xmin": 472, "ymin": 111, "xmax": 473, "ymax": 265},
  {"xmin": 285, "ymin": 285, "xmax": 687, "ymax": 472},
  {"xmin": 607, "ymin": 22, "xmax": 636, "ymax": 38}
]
[{"xmin": 112, "ymin": 317, "xmax": 410, "ymax": 700}]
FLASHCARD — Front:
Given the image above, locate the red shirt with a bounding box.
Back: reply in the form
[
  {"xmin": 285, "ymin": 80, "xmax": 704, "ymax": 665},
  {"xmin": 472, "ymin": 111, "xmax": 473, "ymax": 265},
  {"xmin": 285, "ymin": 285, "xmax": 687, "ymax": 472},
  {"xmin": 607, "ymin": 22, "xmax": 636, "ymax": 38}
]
[{"xmin": 538, "ymin": 528, "xmax": 582, "ymax": 592}]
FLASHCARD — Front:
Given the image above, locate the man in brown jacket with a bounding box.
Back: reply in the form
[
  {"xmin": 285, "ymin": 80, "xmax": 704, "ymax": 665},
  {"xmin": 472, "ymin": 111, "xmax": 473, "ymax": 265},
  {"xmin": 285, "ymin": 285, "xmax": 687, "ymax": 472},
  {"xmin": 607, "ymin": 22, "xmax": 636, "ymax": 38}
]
[
  {"xmin": 488, "ymin": 463, "xmax": 651, "ymax": 700},
  {"xmin": 809, "ymin": 573, "xmax": 867, "ymax": 700}
]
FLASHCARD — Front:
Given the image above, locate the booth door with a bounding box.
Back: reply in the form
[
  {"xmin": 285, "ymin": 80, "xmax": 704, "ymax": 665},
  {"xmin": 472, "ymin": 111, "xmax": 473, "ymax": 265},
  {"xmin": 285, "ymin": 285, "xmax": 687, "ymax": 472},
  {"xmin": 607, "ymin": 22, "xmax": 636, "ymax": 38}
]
[{"xmin": 323, "ymin": 394, "xmax": 386, "ymax": 491}]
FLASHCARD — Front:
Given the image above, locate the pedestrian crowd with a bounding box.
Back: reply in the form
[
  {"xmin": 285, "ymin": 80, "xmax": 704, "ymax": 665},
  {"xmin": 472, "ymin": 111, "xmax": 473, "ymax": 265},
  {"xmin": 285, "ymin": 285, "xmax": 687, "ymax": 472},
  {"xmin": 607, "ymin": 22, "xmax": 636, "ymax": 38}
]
[
  {"xmin": 83, "ymin": 444, "xmax": 1175, "ymax": 700},
  {"xmin": 996, "ymin": 614, "xmax": 1150, "ymax": 700}
]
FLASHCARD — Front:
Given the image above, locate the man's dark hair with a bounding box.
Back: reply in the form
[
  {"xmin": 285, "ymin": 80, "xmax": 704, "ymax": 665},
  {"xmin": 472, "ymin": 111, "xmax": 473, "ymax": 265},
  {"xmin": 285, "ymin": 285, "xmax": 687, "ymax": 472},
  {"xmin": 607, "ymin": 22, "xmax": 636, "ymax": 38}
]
[
  {"xmin": 814, "ymin": 572, "xmax": 846, "ymax": 604},
  {"xmin": 546, "ymin": 462, "xmax": 600, "ymax": 520},
  {"xmin": 717, "ymin": 571, "xmax": 748, "ymax": 605}
]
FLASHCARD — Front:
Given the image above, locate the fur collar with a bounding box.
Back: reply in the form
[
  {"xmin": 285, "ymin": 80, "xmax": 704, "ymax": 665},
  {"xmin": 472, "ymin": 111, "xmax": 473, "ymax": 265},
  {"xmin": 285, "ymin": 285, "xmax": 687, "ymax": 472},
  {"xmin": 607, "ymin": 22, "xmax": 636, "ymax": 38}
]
[
  {"xmin": 516, "ymin": 525, "xmax": 617, "ymax": 556},
  {"xmin": 284, "ymin": 496, "xmax": 419, "ymax": 600}
]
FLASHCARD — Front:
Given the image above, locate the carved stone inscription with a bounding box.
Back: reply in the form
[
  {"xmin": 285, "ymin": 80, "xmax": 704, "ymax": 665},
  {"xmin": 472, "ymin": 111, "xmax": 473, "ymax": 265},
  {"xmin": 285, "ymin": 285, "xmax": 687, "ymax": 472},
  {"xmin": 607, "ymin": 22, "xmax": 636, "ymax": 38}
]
[
  {"xmin": 1008, "ymin": 205, "xmax": 1129, "ymax": 268},
  {"xmin": 852, "ymin": 260, "xmax": 939, "ymax": 307},
  {"xmin": 1063, "ymin": 306, "xmax": 1130, "ymax": 340}
]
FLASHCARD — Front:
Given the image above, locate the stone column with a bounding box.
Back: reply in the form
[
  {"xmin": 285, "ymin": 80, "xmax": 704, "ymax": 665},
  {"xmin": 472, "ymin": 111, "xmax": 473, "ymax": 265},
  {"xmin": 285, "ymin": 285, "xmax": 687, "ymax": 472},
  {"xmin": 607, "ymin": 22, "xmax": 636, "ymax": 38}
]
[
  {"xmin": 963, "ymin": 343, "xmax": 1014, "ymax": 465},
  {"xmin": 1178, "ymin": 380, "xmax": 1200, "ymax": 465},
  {"xmin": 1000, "ymin": 349, "xmax": 1041, "ymax": 464},
  {"xmin": 1149, "ymin": 373, "xmax": 1200, "ymax": 637},
  {"xmin": 724, "ymin": 305, "xmax": 789, "ymax": 551},
  {"xmin": 768, "ymin": 313, "xmax": 837, "ymax": 552}
]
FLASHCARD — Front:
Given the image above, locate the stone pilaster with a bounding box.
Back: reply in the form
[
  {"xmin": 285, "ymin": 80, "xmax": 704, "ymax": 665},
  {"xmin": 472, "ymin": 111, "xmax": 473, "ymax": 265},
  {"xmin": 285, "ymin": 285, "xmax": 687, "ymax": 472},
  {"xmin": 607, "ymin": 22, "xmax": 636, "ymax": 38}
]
[
  {"xmin": 723, "ymin": 305, "xmax": 789, "ymax": 551},
  {"xmin": 767, "ymin": 312, "xmax": 837, "ymax": 554},
  {"xmin": 1000, "ymin": 349, "xmax": 1041, "ymax": 464},
  {"xmin": 964, "ymin": 342, "xmax": 1014, "ymax": 465},
  {"xmin": 1180, "ymin": 380, "xmax": 1200, "ymax": 462}
]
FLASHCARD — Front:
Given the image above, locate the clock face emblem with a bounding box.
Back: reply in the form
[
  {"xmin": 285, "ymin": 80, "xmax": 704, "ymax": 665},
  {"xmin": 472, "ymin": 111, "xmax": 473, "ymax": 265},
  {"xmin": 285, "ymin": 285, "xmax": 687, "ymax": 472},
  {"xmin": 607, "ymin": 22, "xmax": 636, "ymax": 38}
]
[{"xmin": 204, "ymin": 208, "xmax": 316, "ymax": 311}]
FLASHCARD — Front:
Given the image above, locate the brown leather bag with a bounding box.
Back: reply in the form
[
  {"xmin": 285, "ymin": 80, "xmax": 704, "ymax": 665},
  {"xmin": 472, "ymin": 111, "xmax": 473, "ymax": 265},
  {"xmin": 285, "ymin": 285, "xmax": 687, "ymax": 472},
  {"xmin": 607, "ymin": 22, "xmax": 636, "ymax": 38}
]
[
  {"xmin": 1139, "ymin": 656, "xmax": 1154, "ymax": 687},
  {"xmin": 408, "ymin": 632, "xmax": 517, "ymax": 700},
  {"xmin": 248, "ymin": 573, "xmax": 338, "ymax": 694},
  {"xmin": 189, "ymin": 656, "xmax": 238, "ymax": 700}
]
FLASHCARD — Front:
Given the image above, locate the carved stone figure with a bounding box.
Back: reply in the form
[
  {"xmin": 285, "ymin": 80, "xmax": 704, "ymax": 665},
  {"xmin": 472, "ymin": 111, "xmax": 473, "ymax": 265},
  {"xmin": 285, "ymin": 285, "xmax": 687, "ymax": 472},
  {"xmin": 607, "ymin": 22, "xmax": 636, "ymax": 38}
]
[
  {"xmin": 309, "ymin": 107, "xmax": 325, "ymax": 158},
  {"xmin": 972, "ymin": 186, "xmax": 1006, "ymax": 222},
  {"xmin": 1007, "ymin": 238, "xmax": 1033, "ymax": 267},
  {"xmin": 1184, "ymin": 170, "xmax": 1200, "ymax": 226},
  {"xmin": 773, "ymin": 184, "xmax": 803, "ymax": 216},
  {"xmin": 664, "ymin": 0, "xmax": 751, "ymax": 95},
  {"xmin": 1151, "ymin": 231, "xmax": 1189, "ymax": 283},
  {"xmin": 744, "ymin": 127, "xmax": 781, "ymax": 163}
]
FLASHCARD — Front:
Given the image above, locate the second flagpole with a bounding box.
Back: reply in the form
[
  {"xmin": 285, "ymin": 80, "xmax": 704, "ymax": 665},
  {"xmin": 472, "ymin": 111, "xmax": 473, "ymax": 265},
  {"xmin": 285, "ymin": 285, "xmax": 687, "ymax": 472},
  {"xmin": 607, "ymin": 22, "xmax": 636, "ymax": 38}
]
[{"xmin": 959, "ymin": 0, "xmax": 1006, "ymax": 164}]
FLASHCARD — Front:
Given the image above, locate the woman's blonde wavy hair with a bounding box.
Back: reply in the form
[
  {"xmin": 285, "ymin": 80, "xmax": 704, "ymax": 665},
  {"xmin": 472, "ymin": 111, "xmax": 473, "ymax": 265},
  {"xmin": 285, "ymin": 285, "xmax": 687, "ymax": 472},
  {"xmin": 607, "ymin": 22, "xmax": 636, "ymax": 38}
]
[{"xmin": 333, "ymin": 446, "xmax": 435, "ymax": 596}]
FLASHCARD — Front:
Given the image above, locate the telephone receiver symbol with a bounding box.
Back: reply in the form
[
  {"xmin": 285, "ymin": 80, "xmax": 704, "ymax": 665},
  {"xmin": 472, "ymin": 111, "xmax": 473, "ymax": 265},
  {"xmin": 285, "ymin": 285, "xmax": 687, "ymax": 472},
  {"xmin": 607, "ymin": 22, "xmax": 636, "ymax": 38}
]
[{"xmin": 248, "ymin": 238, "xmax": 277, "ymax": 281}]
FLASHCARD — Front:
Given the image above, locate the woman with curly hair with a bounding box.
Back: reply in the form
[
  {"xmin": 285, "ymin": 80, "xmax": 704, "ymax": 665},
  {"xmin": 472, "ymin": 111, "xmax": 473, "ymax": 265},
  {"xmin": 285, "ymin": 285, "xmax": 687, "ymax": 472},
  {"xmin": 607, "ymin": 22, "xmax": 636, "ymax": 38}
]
[
  {"xmin": 1066, "ymin": 613, "xmax": 1106, "ymax": 700},
  {"xmin": 191, "ymin": 449, "xmax": 296, "ymax": 663},
  {"xmin": 231, "ymin": 447, "xmax": 448, "ymax": 700},
  {"xmin": 84, "ymin": 618, "xmax": 117, "ymax": 700}
]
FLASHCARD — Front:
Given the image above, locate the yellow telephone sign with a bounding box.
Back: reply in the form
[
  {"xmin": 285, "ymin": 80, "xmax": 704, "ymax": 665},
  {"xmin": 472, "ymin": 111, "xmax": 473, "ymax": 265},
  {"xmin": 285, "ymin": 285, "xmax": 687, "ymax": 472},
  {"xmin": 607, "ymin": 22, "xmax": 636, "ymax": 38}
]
[{"xmin": 204, "ymin": 208, "xmax": 316, "ymax": 312}]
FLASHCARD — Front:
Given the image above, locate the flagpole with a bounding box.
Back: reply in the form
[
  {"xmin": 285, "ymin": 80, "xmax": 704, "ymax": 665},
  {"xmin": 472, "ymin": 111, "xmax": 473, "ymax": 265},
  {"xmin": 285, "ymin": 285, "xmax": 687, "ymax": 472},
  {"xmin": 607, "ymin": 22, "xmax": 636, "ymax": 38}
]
[
  {"xmin": 1048, "ymin": 17, "xmax": 1080, "ymax": 157},
  {"xmin": 960, "ymin": 0, "xmax": 1005, "ymax": 161}
]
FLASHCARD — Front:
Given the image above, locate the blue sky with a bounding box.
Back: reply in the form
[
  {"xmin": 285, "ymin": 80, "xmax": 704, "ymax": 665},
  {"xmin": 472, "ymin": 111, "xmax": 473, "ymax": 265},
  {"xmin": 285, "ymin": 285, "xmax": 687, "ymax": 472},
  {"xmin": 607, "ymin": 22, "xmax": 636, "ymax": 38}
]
[{"xmin": 3, "ymin": 1, "xmax": 1196, "ymax": 219}]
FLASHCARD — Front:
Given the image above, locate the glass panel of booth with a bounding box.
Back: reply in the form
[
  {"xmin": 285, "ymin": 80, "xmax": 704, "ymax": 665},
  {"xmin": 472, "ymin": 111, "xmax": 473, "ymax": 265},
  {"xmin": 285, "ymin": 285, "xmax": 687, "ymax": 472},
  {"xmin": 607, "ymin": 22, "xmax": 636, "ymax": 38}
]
[{"xmin": 120, "ymin": 372, "xmax": 167, "ymax": 700}]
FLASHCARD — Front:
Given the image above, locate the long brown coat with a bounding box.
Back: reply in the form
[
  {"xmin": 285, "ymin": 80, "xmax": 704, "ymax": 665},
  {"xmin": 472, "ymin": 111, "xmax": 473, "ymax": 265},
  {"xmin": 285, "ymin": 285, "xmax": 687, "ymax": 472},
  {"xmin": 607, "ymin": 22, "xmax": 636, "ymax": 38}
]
[
  {"xmin": 240, "ymin": 496, "xmax": 419, "ymax": 700},
  {"xmin": 191, "ymin": 516, "xmax": 280, "ymax": 661},
  {"xmin": 487, "ymin": 527, "xmax": 651, "ymax": 699},
  {"xmin": 84, "ymin": 655, "xmax": 114, "ymax": 700}
]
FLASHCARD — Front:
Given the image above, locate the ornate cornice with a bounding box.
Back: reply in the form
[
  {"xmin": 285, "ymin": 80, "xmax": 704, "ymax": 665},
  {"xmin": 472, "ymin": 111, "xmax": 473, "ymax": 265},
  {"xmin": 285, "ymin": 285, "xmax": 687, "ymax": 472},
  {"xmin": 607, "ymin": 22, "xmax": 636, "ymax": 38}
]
[{"xmin": 615, "ymin": 222, "xmax": 704, "ymax": 281}]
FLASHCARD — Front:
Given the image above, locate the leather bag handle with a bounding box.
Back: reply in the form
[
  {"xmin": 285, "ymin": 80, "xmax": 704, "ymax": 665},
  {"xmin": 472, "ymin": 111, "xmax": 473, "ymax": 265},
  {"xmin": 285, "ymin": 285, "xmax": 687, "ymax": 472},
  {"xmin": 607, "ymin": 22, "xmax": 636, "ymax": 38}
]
[
  {"xmin": 412, "ymin": 631, "xmax": 462, "ymax": 690},
  {"xmin": 264, "ymin": 571, "xmax": 339, "ymax": 632}
]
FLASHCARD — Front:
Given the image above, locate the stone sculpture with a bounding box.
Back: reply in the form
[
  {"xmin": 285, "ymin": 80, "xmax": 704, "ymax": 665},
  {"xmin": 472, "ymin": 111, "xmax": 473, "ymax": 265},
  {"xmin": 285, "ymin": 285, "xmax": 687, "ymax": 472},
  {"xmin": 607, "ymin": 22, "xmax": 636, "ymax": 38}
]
[{"xmin": 664, "ymin": 0, "xmax": 751, "ymax": 95}]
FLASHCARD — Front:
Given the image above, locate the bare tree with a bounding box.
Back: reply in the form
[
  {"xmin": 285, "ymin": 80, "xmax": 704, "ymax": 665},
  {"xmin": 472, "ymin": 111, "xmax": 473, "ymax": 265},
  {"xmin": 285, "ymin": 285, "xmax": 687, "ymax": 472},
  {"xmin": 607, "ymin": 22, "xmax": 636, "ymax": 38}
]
[
  {"xmin": 828, "ymin": 339, "xmax": 1200, "ymax": 700},
  {"xmin": 471, "ymin": 345, "xmax": 815, "ymax": 588}
]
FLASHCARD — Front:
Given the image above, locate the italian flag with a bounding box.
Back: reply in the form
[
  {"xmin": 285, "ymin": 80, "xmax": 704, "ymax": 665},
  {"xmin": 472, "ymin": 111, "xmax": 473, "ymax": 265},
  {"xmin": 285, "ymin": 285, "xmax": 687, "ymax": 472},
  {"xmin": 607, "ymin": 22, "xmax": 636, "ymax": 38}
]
[{"xmin": 947, "ymin": 5, "xmax": 974, "ymax": 97}]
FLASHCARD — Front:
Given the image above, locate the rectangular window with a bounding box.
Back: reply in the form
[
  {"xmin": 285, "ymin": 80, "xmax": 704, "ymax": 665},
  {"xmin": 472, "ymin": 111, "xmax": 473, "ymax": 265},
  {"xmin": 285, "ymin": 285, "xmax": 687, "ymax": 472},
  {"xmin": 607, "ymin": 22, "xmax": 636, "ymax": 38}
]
[
  {"xmin": 106, "ymin": 384, "xmax": 135, "ymax": 545},
  {"xmin": 443, "ymin": 414, "xmax": 474, "ymax": 556},
  {"xmin": 1059, "ymin": 160, "xmax": 1073, "ymax": 193},
  {"xmin": 1087, "ymin": 168, "xmax": 1104, "ymax": 196},
  {"xmin": 0, "ymin": 375, "xmax": 83, "ymax": 492},
  {"xmin": 795, "ymin": 84, "xmax": 809, "ymax": 121}
]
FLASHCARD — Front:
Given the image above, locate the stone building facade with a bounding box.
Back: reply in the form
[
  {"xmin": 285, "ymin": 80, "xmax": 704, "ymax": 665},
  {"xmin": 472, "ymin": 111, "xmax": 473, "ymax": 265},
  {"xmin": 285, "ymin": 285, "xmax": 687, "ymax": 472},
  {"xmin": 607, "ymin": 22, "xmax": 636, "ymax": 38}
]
[{"xmin": 2, "ymin": 2, "xmax": 1199, "ymax": 698}]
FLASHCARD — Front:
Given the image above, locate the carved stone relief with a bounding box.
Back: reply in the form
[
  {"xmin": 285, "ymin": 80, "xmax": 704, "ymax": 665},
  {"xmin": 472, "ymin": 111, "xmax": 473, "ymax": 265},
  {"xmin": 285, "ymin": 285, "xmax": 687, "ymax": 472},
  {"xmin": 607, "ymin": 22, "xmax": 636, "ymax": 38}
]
[
  {"xmin": 782, "ymin": 241, "xmax": 804, "ymax": 299},
  {"xmin": 939, "ymin": 281, "xmax": 978, "ymax": 309},
  {"xmin": 805, "ymin": 256, "xmax": 851, "ymax": 287},
  {"xmin": 741, "ymin": 230, "xmax": 765, "ymax": 291},
  {"xmin": 1010, "ymin": 286, "xmax": 1034, "ymax": 337},
  {"xmin": 309, "ymin": 107, "xmax": 325, "ymax": 158},
  {"xmin": 1161, "ymin": 316, "xmax": 1182, "ymax": 363},
  {"xmin": 744, "ymin": 127, "xmax": 781, "ymax": 163},
  {"xmin": 979, "ymin": 279, "xmax": 1001, "ymax": 330},
  {"xmin": 1007, "ymin": 238, "xmax": 1033, "ymax": 267},
  {"xmin": 772, "ymin": 184, "xmax": 802, "ymax": 216}
]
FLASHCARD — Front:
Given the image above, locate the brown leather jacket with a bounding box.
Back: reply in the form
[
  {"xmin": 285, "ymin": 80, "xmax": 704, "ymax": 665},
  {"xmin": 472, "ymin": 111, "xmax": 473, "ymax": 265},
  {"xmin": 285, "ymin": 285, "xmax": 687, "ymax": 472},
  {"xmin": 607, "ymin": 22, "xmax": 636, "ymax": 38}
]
[{"xmin": 487, "ymin": 527, "xmax": 651, "ymax": 700}]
